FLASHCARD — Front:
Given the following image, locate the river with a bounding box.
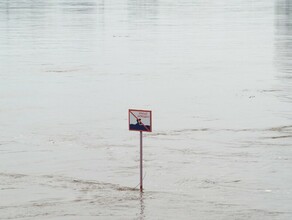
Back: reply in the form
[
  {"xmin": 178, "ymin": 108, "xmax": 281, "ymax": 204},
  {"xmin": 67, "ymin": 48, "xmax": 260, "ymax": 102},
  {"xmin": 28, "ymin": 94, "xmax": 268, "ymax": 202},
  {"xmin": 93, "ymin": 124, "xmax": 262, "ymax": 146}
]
[{"xmin": 0, "ymin": 0, "xmax": 292, "ymax": 219}]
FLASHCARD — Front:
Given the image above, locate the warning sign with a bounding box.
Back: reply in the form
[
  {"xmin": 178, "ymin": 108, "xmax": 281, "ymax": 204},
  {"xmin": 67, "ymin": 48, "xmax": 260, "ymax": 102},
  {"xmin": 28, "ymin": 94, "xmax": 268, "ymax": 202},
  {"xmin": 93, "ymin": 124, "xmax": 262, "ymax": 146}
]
[{"xmin": 129, "ymin": 109, "xmax": 152, "ymax": 132}]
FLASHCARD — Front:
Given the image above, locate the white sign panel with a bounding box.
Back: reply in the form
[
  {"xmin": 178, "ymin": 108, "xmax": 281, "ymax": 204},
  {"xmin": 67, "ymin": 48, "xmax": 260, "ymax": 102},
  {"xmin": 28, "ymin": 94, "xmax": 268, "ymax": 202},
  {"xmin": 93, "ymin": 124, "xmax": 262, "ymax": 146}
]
[{"xmin": 129, "ymin": 109, "xmax": 152, "ymax": 132}]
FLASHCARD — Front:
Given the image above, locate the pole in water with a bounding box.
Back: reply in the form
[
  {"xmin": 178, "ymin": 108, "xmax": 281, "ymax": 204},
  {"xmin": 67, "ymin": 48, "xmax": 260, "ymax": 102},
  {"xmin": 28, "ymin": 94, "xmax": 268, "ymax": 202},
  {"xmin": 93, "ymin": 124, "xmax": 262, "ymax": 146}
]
[
  {"xmin": 128, "ymin": 109, "xmax": 152, "ymax": 192},
  {"xmin": 140, "ymin": 131, "xmax": 143, "ymax": 192}
]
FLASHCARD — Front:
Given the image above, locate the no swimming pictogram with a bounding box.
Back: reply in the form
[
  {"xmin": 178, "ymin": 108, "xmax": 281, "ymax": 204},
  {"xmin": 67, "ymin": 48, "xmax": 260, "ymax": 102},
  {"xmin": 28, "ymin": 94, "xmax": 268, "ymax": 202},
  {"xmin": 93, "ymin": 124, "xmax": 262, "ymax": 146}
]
[{"xmin": 128, "ymin": 109, "xmax": 152, "ymax": 132}]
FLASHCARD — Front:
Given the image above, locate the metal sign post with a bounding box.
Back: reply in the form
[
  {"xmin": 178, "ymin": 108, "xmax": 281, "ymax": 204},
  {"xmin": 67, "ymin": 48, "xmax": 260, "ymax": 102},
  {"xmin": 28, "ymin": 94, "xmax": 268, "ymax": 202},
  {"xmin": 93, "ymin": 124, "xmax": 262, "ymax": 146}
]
[
  {"xmin": 129, "ymin": 109, "xmax": 152, "ymax": 192},
  {"xmin": 140, "ymin": 131, "xmax": 143, "ymax": 192}
]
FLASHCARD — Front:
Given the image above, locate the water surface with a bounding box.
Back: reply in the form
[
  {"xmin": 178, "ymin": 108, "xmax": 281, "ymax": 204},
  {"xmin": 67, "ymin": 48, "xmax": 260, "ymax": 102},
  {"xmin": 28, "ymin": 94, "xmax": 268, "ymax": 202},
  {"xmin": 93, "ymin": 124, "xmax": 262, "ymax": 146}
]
[{"xmin": 0, "ymin": 0, "xmax": 292, "ymax": 219}]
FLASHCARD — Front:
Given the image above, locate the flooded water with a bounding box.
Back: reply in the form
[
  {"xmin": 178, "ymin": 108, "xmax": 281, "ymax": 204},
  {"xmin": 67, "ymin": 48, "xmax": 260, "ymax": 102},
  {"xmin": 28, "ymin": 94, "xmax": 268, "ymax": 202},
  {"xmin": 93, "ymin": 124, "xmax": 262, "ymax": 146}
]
[{"xmin": 1, "ymin": 0, "xmax": 292, "ymax": 219}]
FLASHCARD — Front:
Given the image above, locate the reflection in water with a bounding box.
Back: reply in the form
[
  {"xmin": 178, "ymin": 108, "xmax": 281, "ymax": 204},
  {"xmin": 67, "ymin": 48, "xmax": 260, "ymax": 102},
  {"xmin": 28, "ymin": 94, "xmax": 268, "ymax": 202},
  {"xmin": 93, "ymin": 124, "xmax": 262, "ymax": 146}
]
[
  {"xmin": 127, "ymin": 0, "xmax": 159, "ymax": 26},
  {"xmin": 139, "ymin": 192, "xmax": 145, "ymax": 220},
  {"xmin": 61, "ymin": 1, "xmax": 97, "ymax": 14},
  {"xmin": 275, "ymin": 0, "xmax": 292, "ymax": 74},
  {"xmin": 275, "ymin": 0, "xmax": 292, "ymax": 103}
]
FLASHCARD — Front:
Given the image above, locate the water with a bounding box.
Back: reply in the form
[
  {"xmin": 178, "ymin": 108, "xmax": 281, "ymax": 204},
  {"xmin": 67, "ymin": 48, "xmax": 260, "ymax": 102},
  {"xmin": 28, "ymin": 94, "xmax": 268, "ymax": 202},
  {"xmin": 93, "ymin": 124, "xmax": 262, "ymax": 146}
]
[{"xmin": 0, "ymin": 0, "xmax": 292, "ymax": 219}]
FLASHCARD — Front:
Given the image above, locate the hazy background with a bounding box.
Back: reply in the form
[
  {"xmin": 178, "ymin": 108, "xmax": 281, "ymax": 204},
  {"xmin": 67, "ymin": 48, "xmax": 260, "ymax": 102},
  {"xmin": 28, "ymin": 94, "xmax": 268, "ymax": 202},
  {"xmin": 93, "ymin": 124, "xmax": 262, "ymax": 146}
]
[{"xmin": 0, "ymin": 0, "xmax": 292, "ymax": 219}]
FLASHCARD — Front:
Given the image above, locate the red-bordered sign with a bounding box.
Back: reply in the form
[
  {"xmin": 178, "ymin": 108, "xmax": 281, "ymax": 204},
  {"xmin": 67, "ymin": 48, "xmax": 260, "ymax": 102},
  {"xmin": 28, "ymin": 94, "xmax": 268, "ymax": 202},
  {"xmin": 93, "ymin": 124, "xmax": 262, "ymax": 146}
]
[{"xmin": 129, "ymin": 109, "xmax": 152, "ymax": 132}]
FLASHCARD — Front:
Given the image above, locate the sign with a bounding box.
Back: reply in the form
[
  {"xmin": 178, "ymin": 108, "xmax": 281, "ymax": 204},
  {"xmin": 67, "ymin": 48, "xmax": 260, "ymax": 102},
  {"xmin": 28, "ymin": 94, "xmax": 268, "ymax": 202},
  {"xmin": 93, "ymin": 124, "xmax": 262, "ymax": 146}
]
[
  {"xmin": 129, "ymin": 109, "xmax": 152, "ymax": 132},
  {"xmin": 128, "ymin": 109, "xmax": 152, "ymax": 192}
]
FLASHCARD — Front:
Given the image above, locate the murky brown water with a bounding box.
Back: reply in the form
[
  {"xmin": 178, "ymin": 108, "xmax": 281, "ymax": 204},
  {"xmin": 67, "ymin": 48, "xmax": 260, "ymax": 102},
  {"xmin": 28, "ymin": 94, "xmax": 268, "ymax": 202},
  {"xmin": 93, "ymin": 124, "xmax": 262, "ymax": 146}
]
[{"xmin": 0, "ymin": 0, "xmax": 292, "ymax": 219}]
